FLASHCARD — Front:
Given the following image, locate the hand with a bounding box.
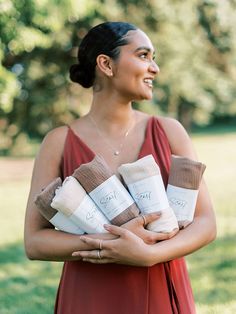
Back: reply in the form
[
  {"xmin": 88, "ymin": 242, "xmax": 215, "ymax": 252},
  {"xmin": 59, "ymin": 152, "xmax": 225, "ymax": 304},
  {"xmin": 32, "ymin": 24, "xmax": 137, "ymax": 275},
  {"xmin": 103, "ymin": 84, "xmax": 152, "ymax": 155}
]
[
  {"xmin": 121, "ymin": 212, "xmax": 179, "ymax": 244},
  {"xmin": 72, "ymin": 224, "xmax": 154, "ymax": 267}
]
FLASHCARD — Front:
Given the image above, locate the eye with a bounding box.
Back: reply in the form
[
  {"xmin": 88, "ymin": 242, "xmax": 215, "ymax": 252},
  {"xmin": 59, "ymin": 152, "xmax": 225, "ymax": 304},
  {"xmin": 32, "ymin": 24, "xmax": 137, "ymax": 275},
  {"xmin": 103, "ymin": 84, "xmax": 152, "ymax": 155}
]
[{"xmin": 139, "ymin": 52, "xmax": 149, "ymax": 59}]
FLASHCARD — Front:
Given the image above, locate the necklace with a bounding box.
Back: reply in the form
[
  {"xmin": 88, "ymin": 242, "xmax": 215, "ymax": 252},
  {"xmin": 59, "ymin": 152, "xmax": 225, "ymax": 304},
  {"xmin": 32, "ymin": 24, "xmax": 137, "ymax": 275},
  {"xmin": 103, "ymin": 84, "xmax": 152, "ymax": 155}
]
[{"xmin": 88, "ymin": 112, "xmax": 136, "ymax": 156}]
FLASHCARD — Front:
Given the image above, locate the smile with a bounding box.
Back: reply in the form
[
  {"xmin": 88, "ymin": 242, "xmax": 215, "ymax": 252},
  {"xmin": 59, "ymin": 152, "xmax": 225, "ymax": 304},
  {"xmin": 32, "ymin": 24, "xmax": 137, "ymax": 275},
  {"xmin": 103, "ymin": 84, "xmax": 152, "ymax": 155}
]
[{"xmin": 143, "ymin": 78, "xmax": 153, "ymax": 88}]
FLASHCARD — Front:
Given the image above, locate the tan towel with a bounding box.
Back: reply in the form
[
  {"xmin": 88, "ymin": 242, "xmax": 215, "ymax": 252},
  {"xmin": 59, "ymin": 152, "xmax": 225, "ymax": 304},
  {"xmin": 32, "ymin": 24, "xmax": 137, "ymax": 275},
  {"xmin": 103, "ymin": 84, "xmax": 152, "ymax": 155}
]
[
  {"xmin": 167, "ymin": 155, "xmax": 206, "ymax": 228},
  {"xmin": 73, "ymin": 155, "xmax": 139, "ymax": 226},
  {"xmin": 34, "ymin": 177, "xmax": 84, "ymax": 234},
  {"xmin": 51, "ymin": 176, "xmax": 109, "ymax": 233},
  {"xmin": 118, "ymin": 154, "xmax": 179, "ymax": 233}
]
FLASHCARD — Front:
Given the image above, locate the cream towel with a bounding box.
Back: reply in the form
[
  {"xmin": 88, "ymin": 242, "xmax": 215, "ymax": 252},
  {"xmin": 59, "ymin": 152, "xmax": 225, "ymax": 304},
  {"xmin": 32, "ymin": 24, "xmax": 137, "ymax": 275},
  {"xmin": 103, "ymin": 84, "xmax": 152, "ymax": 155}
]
[
  {"xmin": 51, "ymin": 176, "xmax": 109, "ymax": 233},
  {"xmin": 34, "ymin": 177, "xmax": 84, "ymax": 234},
  {"xmin": 167, "ymin": 155, "xmax": 206, "ymax": 228},
  {"xmin": 118, "ymin": 154, "xmax": 179, "ymax": 233},
  {"xmin": 73, "ymin": 155, "xmax": 139, "ymax": 226}
]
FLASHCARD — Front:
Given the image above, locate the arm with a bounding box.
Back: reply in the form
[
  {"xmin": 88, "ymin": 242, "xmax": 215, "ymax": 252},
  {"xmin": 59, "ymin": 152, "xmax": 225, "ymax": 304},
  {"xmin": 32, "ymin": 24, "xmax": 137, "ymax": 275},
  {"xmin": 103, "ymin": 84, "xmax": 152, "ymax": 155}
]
[
  {"xmin": 73, "ymin": 118, "xmax": 216, "ymax": 266},
  {"xmin": 24, "ymin": 126, "xmax": 164, "ymax": 261},
  {"xmin": 24, "ymin": 126, "xmax": 115, "ymax": 262}
]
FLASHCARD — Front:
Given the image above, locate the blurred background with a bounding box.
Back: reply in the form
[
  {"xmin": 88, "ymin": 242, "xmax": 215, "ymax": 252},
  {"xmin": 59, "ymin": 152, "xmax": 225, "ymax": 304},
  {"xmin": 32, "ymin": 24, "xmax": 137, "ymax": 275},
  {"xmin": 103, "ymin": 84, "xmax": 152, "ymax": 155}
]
[{"xmin": 0, "ymin": 0, "xmax": 236, "ymax": 313}]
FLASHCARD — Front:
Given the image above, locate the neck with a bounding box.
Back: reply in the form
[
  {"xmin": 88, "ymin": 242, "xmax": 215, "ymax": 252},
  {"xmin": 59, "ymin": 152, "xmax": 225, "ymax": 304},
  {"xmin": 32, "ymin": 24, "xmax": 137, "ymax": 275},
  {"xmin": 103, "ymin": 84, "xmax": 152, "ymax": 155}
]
[{"xmin": 87, "ymin": 93, "xmax": 135, "ymax": 132}]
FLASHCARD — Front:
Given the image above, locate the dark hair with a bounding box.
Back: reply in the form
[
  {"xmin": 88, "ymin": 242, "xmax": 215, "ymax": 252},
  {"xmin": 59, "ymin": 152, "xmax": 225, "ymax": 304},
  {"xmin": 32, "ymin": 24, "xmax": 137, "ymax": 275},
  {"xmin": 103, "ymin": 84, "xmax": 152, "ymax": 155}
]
[{"xmin": 69, "ymin": 22, "xmax": 137, "ymax": 88}]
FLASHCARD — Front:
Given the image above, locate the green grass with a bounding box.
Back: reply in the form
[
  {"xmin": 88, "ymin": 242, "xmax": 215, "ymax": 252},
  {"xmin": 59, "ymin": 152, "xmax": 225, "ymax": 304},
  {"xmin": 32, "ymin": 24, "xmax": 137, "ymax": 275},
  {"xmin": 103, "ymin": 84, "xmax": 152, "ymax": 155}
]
[
  {"xmin": 0, "ymin": 174, "xmax": 62, "ymax": 314},
  {"xmin": 0, "ymin": 129, "xmax": 236, "ymax": 313}
]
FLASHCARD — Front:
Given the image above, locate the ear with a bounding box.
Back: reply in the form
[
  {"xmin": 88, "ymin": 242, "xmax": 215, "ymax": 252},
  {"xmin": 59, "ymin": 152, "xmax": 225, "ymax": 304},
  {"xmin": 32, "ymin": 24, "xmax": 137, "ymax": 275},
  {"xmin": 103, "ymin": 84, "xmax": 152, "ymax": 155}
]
[{"xmin": 96, "ymin": 54, "xmax": 113, "ymax": 77}]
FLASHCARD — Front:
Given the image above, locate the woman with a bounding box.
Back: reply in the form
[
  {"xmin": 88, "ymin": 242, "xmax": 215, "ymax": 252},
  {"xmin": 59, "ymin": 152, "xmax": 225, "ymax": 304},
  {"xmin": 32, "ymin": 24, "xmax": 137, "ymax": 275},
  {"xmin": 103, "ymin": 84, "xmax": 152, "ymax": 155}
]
[{"xmin": 24, "ymin": 22, "xmax": 216, "ymax": 313}]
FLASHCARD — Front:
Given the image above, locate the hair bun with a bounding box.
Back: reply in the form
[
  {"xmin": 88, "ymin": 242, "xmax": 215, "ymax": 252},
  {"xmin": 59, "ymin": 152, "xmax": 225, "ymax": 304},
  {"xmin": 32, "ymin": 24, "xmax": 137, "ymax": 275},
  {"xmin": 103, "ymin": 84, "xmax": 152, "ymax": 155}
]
[{"xmin": 69, "ymin": 63, "xmax": 94, "ymax": 88}]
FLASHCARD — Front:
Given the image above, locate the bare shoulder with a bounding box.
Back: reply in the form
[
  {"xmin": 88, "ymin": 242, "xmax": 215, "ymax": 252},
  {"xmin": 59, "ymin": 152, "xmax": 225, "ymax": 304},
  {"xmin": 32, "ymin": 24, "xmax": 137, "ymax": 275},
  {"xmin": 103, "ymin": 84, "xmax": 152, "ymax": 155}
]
[
  {"xmin": 42, "ymin": 125, "xmax": 68, "ymax": 148},
  {"xmin": 157, "ymin": 116, "xmax": 197, "ymax": 159},
  {"xmin": 158, "ymin": 116, "xmax": 187, "ymax": 139},
  {"xmin": 33, "ymin": 126, "xmax": 69, "ymax": 181}
]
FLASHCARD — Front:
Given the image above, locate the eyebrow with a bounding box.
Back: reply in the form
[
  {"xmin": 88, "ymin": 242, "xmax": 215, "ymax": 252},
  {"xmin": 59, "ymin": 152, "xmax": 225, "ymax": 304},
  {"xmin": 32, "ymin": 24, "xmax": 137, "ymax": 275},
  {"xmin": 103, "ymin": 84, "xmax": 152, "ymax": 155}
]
[{"xmin": 134, "ymin": 46, "xmax": 156, "ymax": 55}]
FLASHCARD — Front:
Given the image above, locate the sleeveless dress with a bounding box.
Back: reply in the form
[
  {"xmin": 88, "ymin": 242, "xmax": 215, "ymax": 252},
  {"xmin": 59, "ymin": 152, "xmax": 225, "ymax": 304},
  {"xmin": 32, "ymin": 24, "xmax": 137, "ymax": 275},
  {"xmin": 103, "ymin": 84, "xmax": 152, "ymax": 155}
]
[{"xmin": 54, "ymin": 116, "xmax": 196, "ymax": 314}]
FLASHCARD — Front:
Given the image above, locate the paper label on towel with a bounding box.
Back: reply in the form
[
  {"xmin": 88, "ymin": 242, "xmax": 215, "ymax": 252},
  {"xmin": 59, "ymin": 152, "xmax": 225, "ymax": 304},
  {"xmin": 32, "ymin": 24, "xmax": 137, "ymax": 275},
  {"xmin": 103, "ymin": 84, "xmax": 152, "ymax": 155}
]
[
  {"xmin": 70, "ymin": 195, "xmax": 109, "ymax": 233},
  {"xmin": 50, "ymin": 212, "xmax": 84, "ymax": 234},
  {"xmin": 89, "ymin": 175, "xmax": 134, "ymax": 220},
  {"xmin": 166, "ymin": 184, "xmax": 199, "ymax": 221},
  {"xmin": 127, "ymin": 175, "xmax": 169, "ymax": 214}
]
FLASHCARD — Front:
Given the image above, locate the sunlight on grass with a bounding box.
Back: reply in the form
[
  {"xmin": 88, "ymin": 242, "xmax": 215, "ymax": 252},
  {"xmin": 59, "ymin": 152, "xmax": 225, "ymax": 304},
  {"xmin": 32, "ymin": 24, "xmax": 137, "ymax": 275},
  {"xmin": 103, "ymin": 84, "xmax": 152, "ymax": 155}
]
[
  {"xmin": 0, "ymin": 180, "xmax": 30, "ymax": 245},
  {"xmin": 189, "ymin": 132, "xmax": 236, "ymax": 313}
]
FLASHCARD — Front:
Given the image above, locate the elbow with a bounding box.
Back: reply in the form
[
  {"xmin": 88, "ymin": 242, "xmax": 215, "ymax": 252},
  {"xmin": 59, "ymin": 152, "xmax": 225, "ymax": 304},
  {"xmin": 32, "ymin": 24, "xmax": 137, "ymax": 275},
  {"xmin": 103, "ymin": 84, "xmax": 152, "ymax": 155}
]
[
  {"xmin": 24, "ymin": 241, "xmax": 37, "ymax": 260},
  {"xmin": 205, "ymin": 218, "xmax": 217, "ymax": 245},
  {"xmin": 24, "ymin": 236, "xmax": 42, "ymax": 261},
  {"xmin": 210, "ymin": 225, "xmax": 217, "ymax": 243}
]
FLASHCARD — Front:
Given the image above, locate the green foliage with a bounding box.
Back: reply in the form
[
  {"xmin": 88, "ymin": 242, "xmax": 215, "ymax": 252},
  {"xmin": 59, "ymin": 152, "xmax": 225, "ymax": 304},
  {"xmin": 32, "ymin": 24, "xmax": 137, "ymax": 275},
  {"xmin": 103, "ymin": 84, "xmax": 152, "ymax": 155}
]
[{"xmin": 0, "ymin": 0, "xmax": 236, "ymax": 155}]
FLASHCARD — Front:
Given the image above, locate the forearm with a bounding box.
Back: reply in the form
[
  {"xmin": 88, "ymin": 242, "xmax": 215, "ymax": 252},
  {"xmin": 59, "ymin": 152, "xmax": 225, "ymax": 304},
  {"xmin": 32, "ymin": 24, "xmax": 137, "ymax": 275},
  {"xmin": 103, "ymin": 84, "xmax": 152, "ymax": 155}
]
[
  {"xmin": 148, "ymin": 215, "xmax": 216, "ymax": 265},
  {"xmin": 25, "ymin": 228, "xmax": 116, "ymax": 262}
]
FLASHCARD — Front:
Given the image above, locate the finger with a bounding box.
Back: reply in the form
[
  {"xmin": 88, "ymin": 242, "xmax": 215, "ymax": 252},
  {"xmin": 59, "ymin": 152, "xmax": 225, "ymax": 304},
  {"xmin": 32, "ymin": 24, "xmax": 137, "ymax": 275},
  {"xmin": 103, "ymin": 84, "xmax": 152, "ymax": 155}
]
[
  {"xmin": 152, "ymin": 228, "xmax": 179, "ymax": 241},
  {"xmin": 104, "ymin": 224, "xmax": 129, "ymax": 237},
  {"xmin": 167, "ymin": 228, "xmax": 179, "ymax": 239},
  {"xmin": 79, "ymin": 236, "xmax": 103, "ymax": 249},
  {"xmin": 75, "ymin": 249, "xmax": 101, "ymax": 259},
  {"xmin": 82, "ymin": 258, "xmax": 115, "ymax": 264},
  {"xmin": 139, "ymin": 212, "xmax": 162, "ymax": 225},
  {"xmin": 138, "ymin": 229, "xmax": 168, "ymax": 244}
]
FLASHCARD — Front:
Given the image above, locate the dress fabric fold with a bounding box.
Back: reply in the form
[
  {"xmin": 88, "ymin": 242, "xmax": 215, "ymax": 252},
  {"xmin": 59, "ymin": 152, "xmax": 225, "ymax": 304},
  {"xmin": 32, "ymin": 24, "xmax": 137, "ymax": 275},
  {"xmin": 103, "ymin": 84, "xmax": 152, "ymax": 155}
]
[{"xmin": 54, "ymin": 117, "xmax": 196, "ymax": 314}]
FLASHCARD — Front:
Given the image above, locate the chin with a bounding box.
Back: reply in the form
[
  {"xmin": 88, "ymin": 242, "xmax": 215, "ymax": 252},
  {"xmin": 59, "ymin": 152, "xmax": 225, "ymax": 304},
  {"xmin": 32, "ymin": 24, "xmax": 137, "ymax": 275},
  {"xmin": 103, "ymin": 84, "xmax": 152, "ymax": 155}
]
[
  {"xmin": 140, "ymin": 93, "xmax": 153, "ymax": 101},
  {"xmin": 131, "ymin": 90, "xmax": 153, "ymax": 101}
]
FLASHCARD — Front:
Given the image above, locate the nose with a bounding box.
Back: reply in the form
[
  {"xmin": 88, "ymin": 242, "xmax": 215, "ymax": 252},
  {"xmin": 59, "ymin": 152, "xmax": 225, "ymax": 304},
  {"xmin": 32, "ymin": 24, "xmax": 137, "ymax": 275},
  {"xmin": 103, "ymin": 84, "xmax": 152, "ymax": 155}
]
[{"xmin": 149, "ymin": 60, "xmax": 160, "ymax": 75}]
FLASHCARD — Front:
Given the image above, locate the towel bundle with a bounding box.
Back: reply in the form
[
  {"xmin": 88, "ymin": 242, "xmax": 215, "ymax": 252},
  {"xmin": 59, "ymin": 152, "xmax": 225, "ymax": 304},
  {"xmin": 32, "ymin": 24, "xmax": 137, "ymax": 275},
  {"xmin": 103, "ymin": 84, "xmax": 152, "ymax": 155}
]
[
  {"xmin": 34, "ymin": 178, "xmax": 84, "ymax": 235},
  {"xmin": 118, "ymin": 155, "xmax": 179, "ymax": 233},
  {"xmin": 51, "ymin": 176, "xmax": 109, "ymax": 233},
  {"xmin": 73, "ymin": 155, "xmax": 140, "ymax": 226},
  {"xmin": 167, "ymin": 155, "xmax": 206, "ymax": 228},
  {"xmin": 35, "ymin": 153, "xmax": 205, "ymax": 236}
]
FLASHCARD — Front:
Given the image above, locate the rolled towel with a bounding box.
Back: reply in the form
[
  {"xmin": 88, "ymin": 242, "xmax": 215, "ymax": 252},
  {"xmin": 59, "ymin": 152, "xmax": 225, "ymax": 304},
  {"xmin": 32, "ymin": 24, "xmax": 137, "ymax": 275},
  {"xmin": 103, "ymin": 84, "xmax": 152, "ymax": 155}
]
[
  {"xmin": 118, "ymin": 154, "xmax": 179, "ymax": 233},
  {"xmin": 51, "ymin": 176, "xmax": 109, "ymax": 233},
  {"xmin": 167, "ymin": 155, "xmax": 206, "ymax": 228},
  {"xmin": 34, "ymin": 177, "xmax": 84, "ymax": 235},
  {"xmin": 73, "ymin": 155, "xmax": 139, "ymax": 226}
]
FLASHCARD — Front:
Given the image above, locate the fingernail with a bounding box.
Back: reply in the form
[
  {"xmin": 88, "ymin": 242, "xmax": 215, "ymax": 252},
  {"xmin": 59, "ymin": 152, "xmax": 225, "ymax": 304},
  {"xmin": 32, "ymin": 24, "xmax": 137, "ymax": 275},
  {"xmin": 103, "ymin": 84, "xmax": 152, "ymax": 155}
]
[
  {"xmin": 104, "ymin": 224, "xmax": 110, "ymax": 229},
  {"xmin": 72, "ymin": 252, "xmax": 79, "ymax": 257},
  {"xmin": 156, "ymin": 211, "xmax": 162, "ymax": 215}
]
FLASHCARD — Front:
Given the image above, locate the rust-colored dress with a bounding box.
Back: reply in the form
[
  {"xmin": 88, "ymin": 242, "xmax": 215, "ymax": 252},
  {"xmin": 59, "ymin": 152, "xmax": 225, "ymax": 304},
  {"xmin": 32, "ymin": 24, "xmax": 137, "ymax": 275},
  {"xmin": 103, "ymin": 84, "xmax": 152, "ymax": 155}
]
[{"xmin": 54, "ymin": 116, "xmax": 196, "ymax": 314}]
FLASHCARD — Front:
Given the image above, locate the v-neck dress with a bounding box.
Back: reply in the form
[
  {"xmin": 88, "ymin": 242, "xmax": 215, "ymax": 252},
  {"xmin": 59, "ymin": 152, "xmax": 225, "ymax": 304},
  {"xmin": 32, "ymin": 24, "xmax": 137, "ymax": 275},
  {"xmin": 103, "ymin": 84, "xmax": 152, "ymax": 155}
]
[{"xmin": 54, "ymin": 116, "xmax": 196, "ymax": 314}]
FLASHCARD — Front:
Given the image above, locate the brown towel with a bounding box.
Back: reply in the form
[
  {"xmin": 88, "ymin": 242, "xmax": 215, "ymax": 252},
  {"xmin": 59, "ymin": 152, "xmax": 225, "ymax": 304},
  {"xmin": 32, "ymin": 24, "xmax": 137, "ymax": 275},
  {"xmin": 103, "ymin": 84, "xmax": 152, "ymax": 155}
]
[
  {"xmin": 167, "ymin": 155, "xmax": 206, "ymax": 228},
  {"xmin": 118, "ymin": 154, "xmax": 179, "ymax": 233},
  {"xmin": 34, "ymin": 177, "xmax": 84, "ymax": 234},
  {"xmin": 73, "ymin": 155, "xmax": 139, "ymax": 226}
]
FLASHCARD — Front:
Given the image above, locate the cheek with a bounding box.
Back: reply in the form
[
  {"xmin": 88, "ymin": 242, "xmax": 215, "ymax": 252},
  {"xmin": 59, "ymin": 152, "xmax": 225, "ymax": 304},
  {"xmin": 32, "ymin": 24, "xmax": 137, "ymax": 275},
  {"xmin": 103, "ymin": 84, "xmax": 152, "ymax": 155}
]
[{"xmin": 116, "ymin": 59, "xmax": 145, "ymax": 78}]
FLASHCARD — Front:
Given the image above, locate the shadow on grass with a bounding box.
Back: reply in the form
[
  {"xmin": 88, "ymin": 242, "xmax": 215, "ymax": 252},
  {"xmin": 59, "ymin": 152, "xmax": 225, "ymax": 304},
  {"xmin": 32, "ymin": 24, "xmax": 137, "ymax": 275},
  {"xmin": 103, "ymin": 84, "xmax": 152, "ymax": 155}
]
[
  {"xmin": 0, "ymin": 242, "xmax": 62, "ymax": 314},
  {"xmin": 187, "ymin": 234, "xmax": 236, "ymax": 306}
]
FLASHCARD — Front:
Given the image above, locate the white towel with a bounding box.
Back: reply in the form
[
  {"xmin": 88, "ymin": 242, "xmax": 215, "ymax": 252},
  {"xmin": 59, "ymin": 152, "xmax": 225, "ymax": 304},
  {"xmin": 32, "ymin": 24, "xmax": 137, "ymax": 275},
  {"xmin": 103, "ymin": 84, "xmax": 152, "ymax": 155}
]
[
  {"xmin": 51, "ymin": 176, "xmax": 109, "ymax": 233},
  {"xmin": 118, "ymin": 155, "xmax": 179, "ymax": 233}
]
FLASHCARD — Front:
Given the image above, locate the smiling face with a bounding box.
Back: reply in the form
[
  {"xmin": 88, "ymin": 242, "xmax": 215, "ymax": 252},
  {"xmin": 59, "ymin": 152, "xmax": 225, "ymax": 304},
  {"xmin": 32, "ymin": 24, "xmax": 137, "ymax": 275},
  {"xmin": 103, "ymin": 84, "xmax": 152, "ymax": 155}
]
[{"xmin": 110, "ymin": 29, "xmax": 159, "ymax": 101}]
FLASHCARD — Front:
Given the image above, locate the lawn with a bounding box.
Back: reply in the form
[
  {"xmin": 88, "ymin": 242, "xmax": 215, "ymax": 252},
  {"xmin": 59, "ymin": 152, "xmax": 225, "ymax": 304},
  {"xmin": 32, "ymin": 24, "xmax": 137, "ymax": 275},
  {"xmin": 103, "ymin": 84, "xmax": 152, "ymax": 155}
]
[{"xmin": 0, "ymin": 130, "xmax": 236, "ymax": 314}]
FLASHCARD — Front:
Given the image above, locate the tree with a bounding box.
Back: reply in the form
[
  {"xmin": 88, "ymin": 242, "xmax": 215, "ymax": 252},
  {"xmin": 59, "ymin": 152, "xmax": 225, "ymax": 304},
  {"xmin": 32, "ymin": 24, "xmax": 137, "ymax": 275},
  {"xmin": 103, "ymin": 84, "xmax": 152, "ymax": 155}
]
[{"xmin": 0, "ymin": 0, "xmax": 236, "ymax": 155}]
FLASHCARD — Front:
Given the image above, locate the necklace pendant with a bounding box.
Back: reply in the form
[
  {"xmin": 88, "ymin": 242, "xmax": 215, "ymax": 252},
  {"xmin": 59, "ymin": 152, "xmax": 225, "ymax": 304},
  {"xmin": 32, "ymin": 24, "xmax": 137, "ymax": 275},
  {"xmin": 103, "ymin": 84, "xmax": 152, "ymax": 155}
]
[{"xmin": 114, "ymin": 151, "xmax": 120, "ymax": 156}]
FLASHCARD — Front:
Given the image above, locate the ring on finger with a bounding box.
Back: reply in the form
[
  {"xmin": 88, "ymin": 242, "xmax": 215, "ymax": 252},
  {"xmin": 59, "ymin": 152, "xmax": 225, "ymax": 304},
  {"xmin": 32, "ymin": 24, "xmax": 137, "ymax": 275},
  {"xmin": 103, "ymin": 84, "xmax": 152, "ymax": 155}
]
[
  {"xmin": 140, "ymin": 214, "xmax": 147, "ymax": 225},
  {"xmin": 97, "ymin": 250, "xmax": 102, "ymax": 259}
]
